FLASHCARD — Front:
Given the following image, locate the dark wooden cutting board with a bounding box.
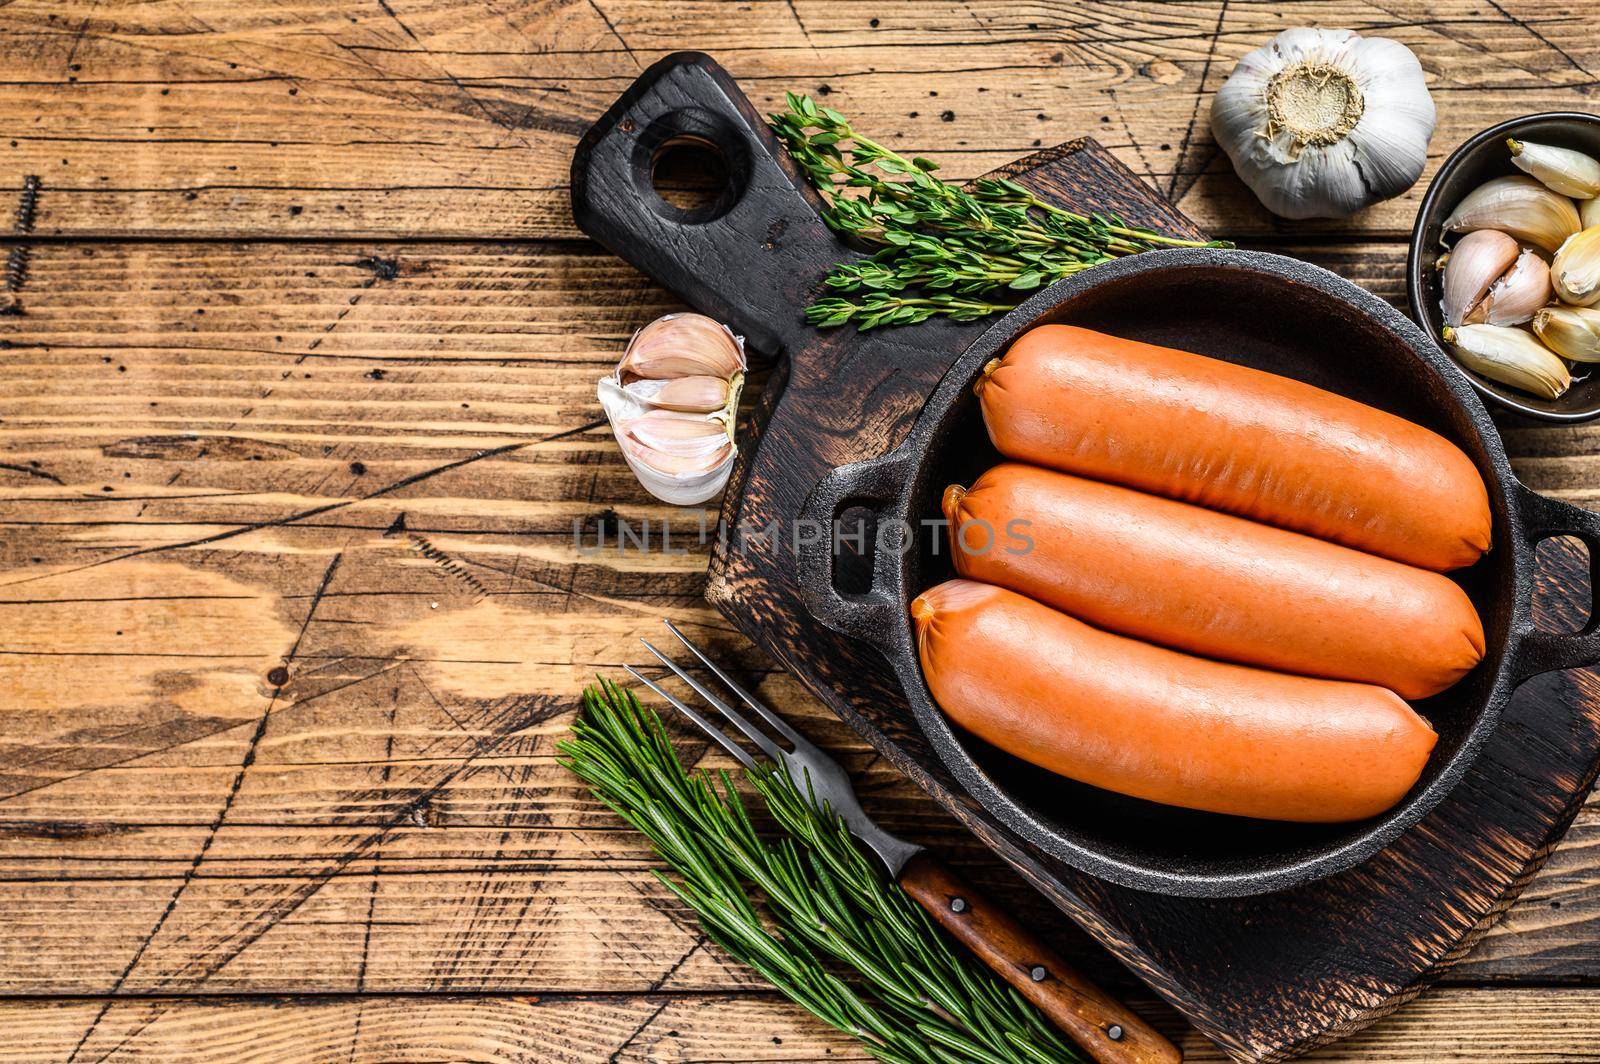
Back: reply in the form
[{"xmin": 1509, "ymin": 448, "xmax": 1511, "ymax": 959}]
[{"xmin": 572, "ymin": 53, "xmax": 1600, "ymax": 1062}]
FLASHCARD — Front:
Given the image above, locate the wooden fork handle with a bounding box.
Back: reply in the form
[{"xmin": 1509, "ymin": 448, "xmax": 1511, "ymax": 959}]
[{"xmin": 897, "ymin": 853, "xmax": 1181, "ymax": 1064}]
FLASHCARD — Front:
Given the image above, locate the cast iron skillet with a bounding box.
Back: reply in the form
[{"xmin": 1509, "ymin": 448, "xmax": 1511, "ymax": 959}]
[{"xmin": 799, "ymin": 248, "xmax": 1600, "ymax": 898}]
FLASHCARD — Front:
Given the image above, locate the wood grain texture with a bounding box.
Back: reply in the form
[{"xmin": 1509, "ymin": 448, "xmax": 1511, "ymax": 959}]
[
  {"xmin": 0, "ymin": 990, "xmax": 1596, "ymax": 1063},
  {"xmin": 3, "ymin": 2, "xmax": 1600, "ymax": 1061},
  {"xmin": 0, "ymin": 1, "xmax": 1595, "ymax": 240}
]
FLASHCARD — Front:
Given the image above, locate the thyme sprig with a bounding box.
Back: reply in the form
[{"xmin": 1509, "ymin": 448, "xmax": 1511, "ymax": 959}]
[
  {"xmin": 559, "ymin": 678, "xmax": 1082, "ymax": 1064},
  {"xmin": 769, "ymin": 92, "xmax": 1230, "ymax": 329}
]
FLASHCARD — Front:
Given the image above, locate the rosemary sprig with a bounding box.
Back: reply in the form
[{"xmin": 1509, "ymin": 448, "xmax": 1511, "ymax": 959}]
[
  {"xmin": 769, "ymin": 92, "xmax": 1230, "ymax": 329},
  {"xmin": 559, "ymin": 679, "xmax": 1082, "ymax": 1064}
]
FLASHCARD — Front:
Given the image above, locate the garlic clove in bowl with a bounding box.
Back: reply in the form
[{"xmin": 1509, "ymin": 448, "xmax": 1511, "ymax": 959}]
[
  {"xmin": 1443, "ymin": 323, "xmax": 1571, "ymax": 399},
  {"xmin": 1442, "ymin": 175, "xmax": 1581, "ymax": 254},
  {"xmin": 1533, "ymin": 305, "xmax": 1600, "ymax": 362},
  {"xmin": 1508, "ymin": 138, "xmax": 1600, "ymax": 200},
  {"xmin": 1440, "ymin": 229, "xmax": 1519, "ymax": 327},
  {"xmin": 1210, "ymin": 28, "xmax": 1435, "ymax": 220},
  {"xmin": 599, "ymin": 313, "xmax": 747, "ymax": 506},
  {"xmin": 1462, "ymin": 247, "xmax": 1552, "ymax": 327},
  {"xmin": 1551, "ymin": 226, "xmax": 1600, "ymax": 306},
  {"xmin": 1583, "ymin": 197, "xmax": 1600, "ymax": 231}
]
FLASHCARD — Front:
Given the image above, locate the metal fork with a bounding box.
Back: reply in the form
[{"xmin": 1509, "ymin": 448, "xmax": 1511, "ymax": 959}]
[{"xmin": 627, "ymin": 620, "xmax": 1180, "ymax": 1064}]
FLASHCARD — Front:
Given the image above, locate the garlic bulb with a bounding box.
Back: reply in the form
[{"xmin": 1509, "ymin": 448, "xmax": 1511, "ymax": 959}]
[
  {"xmin": 1464, "ymin": 248, "xmax": 1552, "ymax": 326},
  {"xmin": 1444, "ymin": 324, "xmax": 1571, "ymax": 399},
  {"xmin": 1210, "ymin": 28, "xmax": 1435, "ymax": 219},
  {"xmin": 1583, "ymin": 197, "xmax": 1600, "ymax": 230},
  {"xmin": 1551, "ymin": 226, "xmax": 1600, "ymax": 306},
  {"xmin": 1442, "ymin": 176, "xmax": 1580, "ymax": 253},
  {"xmin": 1508, "ymin": 139, "xmax": 1600, "ymax": 200},
  {"xmin": 1533, "ymin": 305, "xmax": 1600, "ymax": 362},
  {"xmin": 599, "ymin": 313, "xmax": 746, "ymax": 505},
  {"xmin": 1440, "ymin": 229, "xmax": 1518, "ymax": 326}
]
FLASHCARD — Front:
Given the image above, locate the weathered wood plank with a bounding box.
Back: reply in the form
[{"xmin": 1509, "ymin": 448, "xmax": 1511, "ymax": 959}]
[
  {"xmin": 0, "ymin": 1, "xmax": 1594, "ymax": 239},
  {"xmin": 0, "ymin": 989, "xmax": 1595, "ymax": 1063}
]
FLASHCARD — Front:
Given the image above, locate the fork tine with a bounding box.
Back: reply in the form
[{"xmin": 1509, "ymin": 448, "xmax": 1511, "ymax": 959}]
[
  {"xmin": 662, "ymin": 620, "xmax": 811, "ymax": 750},
  {"xmin": 624, "ymin": 664, "xmax": 758, "ymax": 771},
  {"xmin": 640, "ymin": 637, "xmax": 787, "ymax": 763}
]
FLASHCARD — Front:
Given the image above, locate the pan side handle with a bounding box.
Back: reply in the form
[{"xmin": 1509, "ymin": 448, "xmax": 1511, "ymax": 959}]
[
  {"xmin": 569, "ymin": 51, "xmax": 851, "ymax": 356},
  {"xmin": 797, "ymin": 450, "xmax": 915, "ymax": 648},
  {"xmin": 1511, "ymin": 483, "xmax": 1600, "ymax": 682}
]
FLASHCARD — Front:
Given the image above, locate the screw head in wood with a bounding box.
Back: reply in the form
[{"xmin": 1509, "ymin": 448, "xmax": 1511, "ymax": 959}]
[
  {"xmin": 1106, "ymin": 1025, "xmax": 1124, "ymax": 1041},
  {"xmin": 949, "ymin": 896, "xmax": 967, "ymax": 913},
  {"xmin": 1029, "ymin": 965, "xmax": 1047, "ymax": 982}
]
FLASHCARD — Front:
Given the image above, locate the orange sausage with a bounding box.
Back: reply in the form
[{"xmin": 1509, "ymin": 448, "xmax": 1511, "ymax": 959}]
[
  {"xmin": 944, "ymin": 464, "xmax": 1484, "ymax": 699},
  {"xmin": 976, "ymin": 325, "xmax": 1492, "ymax": 572},
  {"xmin": 912, "ymin": 580, "xmax": 1437, "ymax": 823}
]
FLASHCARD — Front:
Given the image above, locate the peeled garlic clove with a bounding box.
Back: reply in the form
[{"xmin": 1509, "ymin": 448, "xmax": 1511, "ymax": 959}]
[
  {"xmin": 1509, "ymin": 138, "xmax": 1600, "ymax": 200},
  {"xmin": 1534, "ymin": 305, "xmax": 1600, "ymax": 362},
  {"xmin": 1442, "ymin": 175, "xmax": 1581, "ymax": 253},
  {"xmin": 1552, "ymin": 225, "xmax": 1600, "ymax": 306},
  {"xmin": 623, "ymin": 374, "xmax": 734, "ymax": 413},
  {"xmin": 1444, "ymin": 324, "xmax": 1571, "ymax": 399},
  {"xmin": 1464, "ymin": 248, "xmax": 1552, "ymax": 326},
  {"xmin": 1441, "ymin": 229, "xmax": 1519, "ymax": 326},
  {"xmin": 619, "ymin": 312, "xmax": 746, "ymax": 381},
  {"xmin": 1583, "ymin": 197, "xmax": 1600, "ymax": 230}
]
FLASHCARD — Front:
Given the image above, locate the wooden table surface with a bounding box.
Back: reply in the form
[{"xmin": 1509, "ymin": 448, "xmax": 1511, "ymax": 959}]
[{"xmin": 1, "ymin": 2, "xmax": 1598, "ymax": 1061}]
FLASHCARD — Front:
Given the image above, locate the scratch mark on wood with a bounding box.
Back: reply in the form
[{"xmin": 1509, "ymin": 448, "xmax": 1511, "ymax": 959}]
[
  {"xmin": 782, "ymin": 0, "xmax": 820, "ymax": 55},
  {"xmin": 2, "ymin": 174, "xmax": 40, "ymax": 315},
  {"xmin": 649, "ymin": 939, "xmax": 704, "ymax": 992},
  {"xmin": 0, "ymin": 461, "xmax": 62, "ymax": 485},
  {"xmin": 0, "ymin": 418, "xmax": 607, "ymax": 590},
  {"xmin": 62, "ymin": 5, "xmax": 97, "ymax": 71},
  {"xmin": 607, "ymin": 999, "xmax": 670, "ymax": 1063},
  {"xmin": 1484, "ymin": 0, "xmax": 1592, "ymax": 77},
  {"xmin": 1166, "ymin": 0, "xmax": 1229, "ymax": 201},
  {"xmin": 409, "ymin": 533, "xmax": 491, "ymax": 601},
  {"xmin": 0, "ymin": 716, "xmax": 250, "ymax": 806},
  {"xmin": 88, "ymin": 689, "xmax": 570, "ymax": 1056},
  {"xmin": 348, "ymin": 679, "xmax": 401, "ymax": 1062},
  {"xmin": 63, "ymin": 552, "xmax": 343, "ymax": 1063},
  {"xmin": 586, "ymin": 0, "xmax": 642, "ymax": 71}
]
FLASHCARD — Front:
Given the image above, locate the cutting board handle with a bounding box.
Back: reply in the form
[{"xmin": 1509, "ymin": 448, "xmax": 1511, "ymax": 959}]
[{"xmin": 570, "ymin": 52, "xmax": 850, "ymax": 355}]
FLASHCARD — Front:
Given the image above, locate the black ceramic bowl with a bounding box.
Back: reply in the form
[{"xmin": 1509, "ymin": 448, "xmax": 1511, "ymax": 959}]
[
  {"xmin": 1408, "ymin": 111, "xmax": 1600, "ymax": 423},
  {"xmin": 800, "ymin": 249, "xmax": 1600, "ymax": 897}
]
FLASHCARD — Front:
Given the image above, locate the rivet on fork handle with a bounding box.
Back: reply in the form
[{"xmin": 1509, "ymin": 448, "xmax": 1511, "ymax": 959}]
[{"xmin": 897, "ymin": 853, "xmax": 1182, "ymax": 1064}]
